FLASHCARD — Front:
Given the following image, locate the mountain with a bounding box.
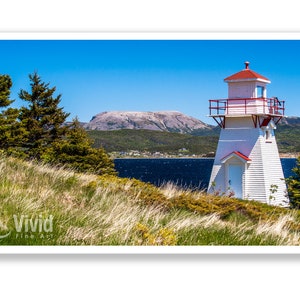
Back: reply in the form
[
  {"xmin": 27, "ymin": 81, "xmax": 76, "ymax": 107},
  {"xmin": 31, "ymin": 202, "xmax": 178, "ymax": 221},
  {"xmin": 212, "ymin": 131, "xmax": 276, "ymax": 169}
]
[
  {"xmin": 83, "ymin": 114, "xmax": 300, "ymax": 155},
  {"xmin": 83, "ymin": 111, "xmax": 212, "ymax": 134},
  {"xmin": 280, "ymin": 116, "xmax": 300, "ymax": 126}
]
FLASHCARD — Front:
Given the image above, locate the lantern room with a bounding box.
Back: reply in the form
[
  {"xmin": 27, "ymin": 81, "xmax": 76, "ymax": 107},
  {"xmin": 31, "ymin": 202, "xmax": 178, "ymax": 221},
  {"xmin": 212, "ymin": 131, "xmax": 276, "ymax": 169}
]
[
  {"xmin": 225, "ymin": 61, "xmax": 270, "ymax": 99},
  {"xmin": 209, "ymin": 62, "xmax": 285, "ymax": 128}
]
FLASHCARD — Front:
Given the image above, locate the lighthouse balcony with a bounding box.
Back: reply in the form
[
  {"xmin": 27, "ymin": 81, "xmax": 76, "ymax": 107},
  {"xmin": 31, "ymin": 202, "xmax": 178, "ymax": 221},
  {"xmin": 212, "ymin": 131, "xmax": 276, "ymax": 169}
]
[{"xmin": 209, "ymin": 97, "xmax": 285, "ymax": 117}]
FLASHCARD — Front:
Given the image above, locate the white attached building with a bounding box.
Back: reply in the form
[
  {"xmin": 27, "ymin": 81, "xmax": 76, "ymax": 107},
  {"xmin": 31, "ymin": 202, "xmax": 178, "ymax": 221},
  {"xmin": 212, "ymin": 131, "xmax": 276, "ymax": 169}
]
[{"xmin": 207, "ymin": 62, "xmax": 289, "ymax": 206}]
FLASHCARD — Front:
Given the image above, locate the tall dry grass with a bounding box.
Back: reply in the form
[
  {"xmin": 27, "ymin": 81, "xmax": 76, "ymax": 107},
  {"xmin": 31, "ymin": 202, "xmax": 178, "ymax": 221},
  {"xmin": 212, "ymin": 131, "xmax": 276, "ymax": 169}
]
[{"xmin": 0, "ymin": 155, "xmax": 299, "ymax": 246}]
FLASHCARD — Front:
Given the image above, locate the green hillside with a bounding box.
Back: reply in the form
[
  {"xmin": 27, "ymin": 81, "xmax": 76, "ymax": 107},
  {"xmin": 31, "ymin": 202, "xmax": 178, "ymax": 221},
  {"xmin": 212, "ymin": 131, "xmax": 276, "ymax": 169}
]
[
  {"xmin": 276, "ymin": 125, "xmax": 300, "ymax": 153},
  {"xmin": 87, "ymin": 129, "xmax": 219, "ymax": 156},
  {"xmin": 86, "ymin": 123, "xmax": 300, "ymax": 156}
]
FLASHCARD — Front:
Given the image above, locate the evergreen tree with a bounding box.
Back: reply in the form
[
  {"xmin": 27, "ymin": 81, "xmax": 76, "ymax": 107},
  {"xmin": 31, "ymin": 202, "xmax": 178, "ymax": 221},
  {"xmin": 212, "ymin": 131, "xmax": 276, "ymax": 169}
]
[
  {"xmin": 17, "ymin": 72, "xmax": 115, "ymax": 176},
  {"xmin": 0, "ymin": 74, "xmax": 13, "ymax": 107},
  {"xmin": 0, "ymin": 74, "xmax": 26, "ymax": 153},
  {"xmin": 43, "ymin": 117, "xmax": 116, "ymax": 175},
  {"xmin": 18, "ymin": 72, "xmax": 70, "ymax": 159},
  {"xmin": 286, "ymin": 156, "xmax": 300, "ymax": 208}
]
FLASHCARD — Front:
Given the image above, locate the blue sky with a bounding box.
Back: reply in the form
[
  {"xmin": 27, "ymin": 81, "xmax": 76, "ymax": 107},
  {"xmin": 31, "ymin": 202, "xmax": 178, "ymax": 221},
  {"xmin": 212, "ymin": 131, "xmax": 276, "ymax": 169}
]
[{"xmin": 1, "ymin": 39, "xmax": 300, "ymax": 125}]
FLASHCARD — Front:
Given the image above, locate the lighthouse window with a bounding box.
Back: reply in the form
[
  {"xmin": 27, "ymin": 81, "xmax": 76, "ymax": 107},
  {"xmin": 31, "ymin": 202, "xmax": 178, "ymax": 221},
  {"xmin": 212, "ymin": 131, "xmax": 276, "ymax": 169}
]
[{"xmin": 257, "ymin": 86, "xmax": 264, "ymax": 98}]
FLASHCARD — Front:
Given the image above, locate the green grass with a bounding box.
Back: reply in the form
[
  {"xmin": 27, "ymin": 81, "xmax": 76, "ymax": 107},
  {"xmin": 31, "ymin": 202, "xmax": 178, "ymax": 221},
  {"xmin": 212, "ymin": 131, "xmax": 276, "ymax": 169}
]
[{"xmin": 0, "ymin": 155, "xmax": 299, "ymax": 246}]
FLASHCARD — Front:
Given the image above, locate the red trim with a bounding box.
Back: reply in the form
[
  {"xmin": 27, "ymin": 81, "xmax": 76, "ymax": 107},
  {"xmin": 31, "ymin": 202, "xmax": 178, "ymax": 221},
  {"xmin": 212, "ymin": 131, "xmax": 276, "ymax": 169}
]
[
  {"xmin": 233, "ymin": 151, "xmax": 251, "ymax": 161},
  {"xmin": 251, "ymin": 115, "xmax": 258, "ymax": 128},
  {"xmin": 260, "ymin": 117, "xmax": 271, "ymax": 127},
  {"xmin": 209, "ymin": 97, "xmax": 285, "ymax": 117},
  {"xmin": 221, "ymin": 151, "xmax": 251, "ymax": 162},
  {"xmin": 212, "ymin": 116, "xmax": 225, "ymax": 128},
  {"xmin": 224, "ymin": 69, "xmax": 270, "ymax": 82}
]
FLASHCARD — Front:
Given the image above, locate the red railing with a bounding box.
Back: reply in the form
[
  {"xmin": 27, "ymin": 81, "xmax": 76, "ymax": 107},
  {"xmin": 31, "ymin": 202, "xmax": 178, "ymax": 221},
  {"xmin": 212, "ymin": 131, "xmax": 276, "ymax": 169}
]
[{"xmin": 209, "ymin": 97, "xmax": 285, "ymax": 116}]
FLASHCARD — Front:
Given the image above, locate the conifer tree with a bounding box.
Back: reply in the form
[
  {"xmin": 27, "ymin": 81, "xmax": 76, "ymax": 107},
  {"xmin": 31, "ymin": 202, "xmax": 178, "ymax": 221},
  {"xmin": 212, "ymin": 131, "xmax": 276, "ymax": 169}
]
[
  {"xmin": 43, "ymin": 117, "xmax": 116, "ymax": 175},
  {"xmin": 18, "ymin": 72, "xmax": 70, "ymax": 159},
  {"xmin": 18, "ymin": 72, "xmax": 116, "ymax": 175},
  {"xmin": 0, "ymin": 74, "xmax": 13, "ymax": 107},
  {"xmin": 286, "ymin": 156, "xmax": 300, "ymax": 208},
  {"xmin": 0, "ymin": 74, "xmax": 26, "ymax": 153}
]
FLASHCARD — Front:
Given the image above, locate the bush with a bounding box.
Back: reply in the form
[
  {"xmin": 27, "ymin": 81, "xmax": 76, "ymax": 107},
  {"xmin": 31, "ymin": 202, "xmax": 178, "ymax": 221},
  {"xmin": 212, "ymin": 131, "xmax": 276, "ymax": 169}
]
[
  {"xmin": 286, "ymin": 156, "xmax": 300, "ymax": 208},
  {"xmin": 42, "ymin": 118, "xmax": 116, "ymax": 176}
]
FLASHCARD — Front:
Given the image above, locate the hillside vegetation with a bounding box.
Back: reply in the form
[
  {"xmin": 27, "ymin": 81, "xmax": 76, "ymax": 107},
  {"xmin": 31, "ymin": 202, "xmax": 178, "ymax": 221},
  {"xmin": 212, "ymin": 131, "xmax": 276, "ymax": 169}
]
[
  {"xmin": 86, "ymin": 120, "xmax": 300, "ymax": 156},
  {"xmin": 88, "ymin": 129, "xmax": 218, "ymax": 155},
  {"xmin": 1, "ymin": 155, "xmax": 300, "ymax": 246},
  {"xmin": 276, "ymin": 125, "xmax": 300, "ymax": 153}
]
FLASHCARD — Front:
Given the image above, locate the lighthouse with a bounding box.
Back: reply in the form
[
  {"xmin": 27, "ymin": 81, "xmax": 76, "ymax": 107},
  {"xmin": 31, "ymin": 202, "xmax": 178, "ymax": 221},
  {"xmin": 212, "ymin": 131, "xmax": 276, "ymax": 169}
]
[{"xmin": 207, "ymin": 62, "xmax": 289, "ymax": 206}]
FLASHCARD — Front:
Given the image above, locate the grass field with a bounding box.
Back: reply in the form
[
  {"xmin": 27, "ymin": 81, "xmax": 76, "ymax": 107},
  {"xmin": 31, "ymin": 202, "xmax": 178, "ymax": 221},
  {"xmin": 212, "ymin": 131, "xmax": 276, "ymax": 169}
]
[{"xmin": 0, "ymin": 154, "xmax": 299, "ymax": 246}]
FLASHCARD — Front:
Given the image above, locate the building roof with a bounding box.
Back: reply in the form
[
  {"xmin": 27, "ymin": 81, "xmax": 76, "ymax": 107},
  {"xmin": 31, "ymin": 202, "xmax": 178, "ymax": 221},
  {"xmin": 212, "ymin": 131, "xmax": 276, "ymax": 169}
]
[
  {"xmin": 221, "ymin": 151, "xmax": 251, "ymax": 163},
  {"xmin": 224, "ymin": 62, "xmax": 270, "ymax": 83}
]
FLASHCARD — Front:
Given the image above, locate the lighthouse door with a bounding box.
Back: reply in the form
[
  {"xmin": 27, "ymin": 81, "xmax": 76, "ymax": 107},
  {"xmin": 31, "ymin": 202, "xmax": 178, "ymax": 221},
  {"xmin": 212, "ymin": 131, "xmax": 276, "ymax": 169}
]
[{"xmin": 228, "ymin": 164, "xmax": 243, "ymax": 198}]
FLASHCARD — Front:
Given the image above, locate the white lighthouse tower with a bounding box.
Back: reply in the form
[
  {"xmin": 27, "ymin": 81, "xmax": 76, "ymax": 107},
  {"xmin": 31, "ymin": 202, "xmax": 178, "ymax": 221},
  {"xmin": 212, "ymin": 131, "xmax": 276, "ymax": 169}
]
[{"xmin": 208, "ymin": 62, "xmax": 289, "ymax": 206}]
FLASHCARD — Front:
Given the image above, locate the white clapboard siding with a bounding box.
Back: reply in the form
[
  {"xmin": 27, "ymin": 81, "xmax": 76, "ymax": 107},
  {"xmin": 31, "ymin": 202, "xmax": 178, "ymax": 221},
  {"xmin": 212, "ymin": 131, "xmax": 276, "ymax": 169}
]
[
  {"xmin": 228, "ymin": 82, "xmax": 257, "ymax": 98},
  {"xmin": 226, "ymin": 99, "xmax": 269, "ymax": 115},
  {"xmin": 258, "ymin": 132, "xmax": 288, "ymax": 206},
  {"xmin": 208, "ymin": 119, "xmax": 289, "ymax": 206}
]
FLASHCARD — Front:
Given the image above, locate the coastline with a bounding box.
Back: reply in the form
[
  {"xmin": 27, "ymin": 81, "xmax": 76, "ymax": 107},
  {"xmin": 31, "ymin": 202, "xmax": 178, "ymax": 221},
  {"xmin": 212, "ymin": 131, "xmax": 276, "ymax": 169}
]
[
  {"xmin": 112, "ymin": 153, "xmax": 299, "ymax": 159},
  {"xmin": 279, "ymin": 152, "xmax": 299, "ymax": 159}
]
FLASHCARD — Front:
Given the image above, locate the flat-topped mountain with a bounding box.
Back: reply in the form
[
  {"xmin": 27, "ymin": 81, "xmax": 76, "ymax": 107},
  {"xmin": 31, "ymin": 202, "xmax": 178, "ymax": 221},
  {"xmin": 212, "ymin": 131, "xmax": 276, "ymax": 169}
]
[{"xmin": 84, "ymin": 111, "xmax": 212, "ymax": 134}]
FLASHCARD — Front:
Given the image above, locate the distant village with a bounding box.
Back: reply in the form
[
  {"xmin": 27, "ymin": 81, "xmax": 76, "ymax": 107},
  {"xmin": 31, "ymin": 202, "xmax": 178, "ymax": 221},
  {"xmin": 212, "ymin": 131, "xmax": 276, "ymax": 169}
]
[
  {"xmin": 110, "ymin": 149, "xmax": 215, "ymax": 159},
  {"xmin": 110, "ymin": 150, "xmax": 298, "ymax": 159}
]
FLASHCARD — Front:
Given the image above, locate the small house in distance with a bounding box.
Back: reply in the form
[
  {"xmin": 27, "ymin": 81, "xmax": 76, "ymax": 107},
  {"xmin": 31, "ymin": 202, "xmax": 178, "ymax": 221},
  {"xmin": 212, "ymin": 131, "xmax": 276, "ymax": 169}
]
[{"xmin": 207, "ymin": 62, "xmax": 289, "ymax": 206}]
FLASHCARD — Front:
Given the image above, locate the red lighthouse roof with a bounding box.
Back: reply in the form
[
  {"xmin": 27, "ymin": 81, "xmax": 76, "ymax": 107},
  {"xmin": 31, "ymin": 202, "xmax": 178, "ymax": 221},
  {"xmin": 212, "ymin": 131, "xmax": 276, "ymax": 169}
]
[
  {"xmin": 221, "ymin": 151, "xmax": 251, "ymax": 163},
  {"xmin": 224, "ymin": 61, "xmax": 270, "ymax": 83}
]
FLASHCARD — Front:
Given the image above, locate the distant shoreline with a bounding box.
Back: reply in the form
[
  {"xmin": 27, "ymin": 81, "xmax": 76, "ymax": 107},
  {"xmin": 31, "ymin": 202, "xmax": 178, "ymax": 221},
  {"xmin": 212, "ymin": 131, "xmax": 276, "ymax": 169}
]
[
  {"xmin": 113, "ymin": 154, "xmax": 299, "ymax": 159},
  {"xmin": 279, "ymin": 153, "xmax": 299, "ymax": 159},
  {"xmin": 113, "ymin": 157, "xmax": 214, "ymax": 160}
]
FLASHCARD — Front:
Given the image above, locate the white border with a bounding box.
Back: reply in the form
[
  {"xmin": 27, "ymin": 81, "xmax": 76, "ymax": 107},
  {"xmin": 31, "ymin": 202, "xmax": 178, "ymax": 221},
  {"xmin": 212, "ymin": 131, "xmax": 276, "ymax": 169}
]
[
  {"xmin": 0, "ymin": 245, "xmax": 300, "ymax": 254},
  {"xmin": 1, "ymin": 31, "xmax": 300, "ymax": 40}
]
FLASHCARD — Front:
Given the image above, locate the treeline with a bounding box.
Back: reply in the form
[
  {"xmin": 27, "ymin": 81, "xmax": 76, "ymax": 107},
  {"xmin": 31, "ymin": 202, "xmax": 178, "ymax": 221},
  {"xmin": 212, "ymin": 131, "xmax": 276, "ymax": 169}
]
[
  {"xmin": 276, "ymin": 125, "xmax": 300, "ymax": 153},
  {"xmin": 0, "ymin": 72, "xmax": 115, "ymax": 175},
  {"xmin": 87, "ymin": 129, "xmax": 218, "ymax": 155}
]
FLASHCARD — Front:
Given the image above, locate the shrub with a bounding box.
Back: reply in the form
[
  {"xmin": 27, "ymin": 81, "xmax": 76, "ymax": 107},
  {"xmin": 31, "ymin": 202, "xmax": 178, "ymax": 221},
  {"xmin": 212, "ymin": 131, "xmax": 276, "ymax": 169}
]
[
  {"xmin": 43, "ymin": 118, "xmax": 116, "ymax": 176},
  {"xmin": 134, "ymin": 223, "xmax": 177, "ymax": 245},
  {"xmin": 286, "ymin": 156, "xmax": 300, "ymax": 208}
]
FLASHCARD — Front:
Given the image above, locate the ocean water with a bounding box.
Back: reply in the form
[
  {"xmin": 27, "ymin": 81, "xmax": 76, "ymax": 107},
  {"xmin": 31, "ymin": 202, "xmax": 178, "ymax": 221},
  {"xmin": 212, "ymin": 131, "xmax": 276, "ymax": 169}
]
[{"xmin": 114, "ymin": 158, "xmax": 297, "ymax": 190}]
